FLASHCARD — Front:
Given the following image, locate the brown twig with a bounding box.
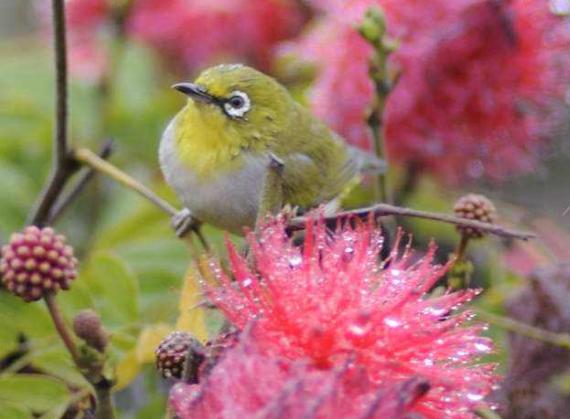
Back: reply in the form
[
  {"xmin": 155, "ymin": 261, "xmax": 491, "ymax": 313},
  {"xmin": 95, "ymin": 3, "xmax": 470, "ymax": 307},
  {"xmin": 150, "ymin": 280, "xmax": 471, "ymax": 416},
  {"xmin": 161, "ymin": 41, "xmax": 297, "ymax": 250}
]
[
  {"xmin": 27, "ymin": 0, "xmax": 77, "ymax": 227},
  {"xmin": 72, "ymin": 147, "xmax": 212, "ymax": 251},
  {"xmin": 47, "ymin": 140, "xmax": 114, "ymax": 224},
  {"xmin": 288, "ymin": 203, "xmax": 535, "ymax": 241},
  {"xmin": 73, "ymin": 147, "xmax": 178, "ymax": 216},
  {"xmin": 26, "ymin": 2, "xmax": 118, "ymax": 417},
  {"xmin": 44, "ymin": 293, "xmax": 80, "ymax": 364},
  {"xmin": 52, "ymin": 0, "xmax": 69, "ymax": 167},
  {"xmin": 476, "ymin": 309, "xmax": 570, "ymax": 350},
  {"xmin": 93, "ymin": 377, "xmax": 116, "ymax": 419}
]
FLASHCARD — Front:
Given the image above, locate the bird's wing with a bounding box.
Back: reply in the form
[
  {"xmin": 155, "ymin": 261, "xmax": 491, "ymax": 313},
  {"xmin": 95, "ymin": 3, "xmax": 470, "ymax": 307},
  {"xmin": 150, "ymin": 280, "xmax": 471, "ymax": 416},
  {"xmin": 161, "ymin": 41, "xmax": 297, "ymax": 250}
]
[{"xmin": 346, "ymin": 145, "xmax": 387, "ymax": 175}]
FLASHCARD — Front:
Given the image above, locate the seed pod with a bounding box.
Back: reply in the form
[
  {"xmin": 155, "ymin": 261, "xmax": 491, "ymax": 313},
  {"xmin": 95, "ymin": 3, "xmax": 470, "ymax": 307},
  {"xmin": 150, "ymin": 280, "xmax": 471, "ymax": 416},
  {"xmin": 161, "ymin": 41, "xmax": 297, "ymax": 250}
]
[
  {"xmin": 0, "ymin": 226, "xmax": 78, "ymax": 301},
  {"xmin": 73, "ymin": 309, "xmax": 108, "ymax": 352},
  {"xmin": 155, "ymin": 331, "xmax": 205, "ymax": 381},
  {"xmin": 453, "ymin": 194, "xmax": 497, "ymax": 239}
]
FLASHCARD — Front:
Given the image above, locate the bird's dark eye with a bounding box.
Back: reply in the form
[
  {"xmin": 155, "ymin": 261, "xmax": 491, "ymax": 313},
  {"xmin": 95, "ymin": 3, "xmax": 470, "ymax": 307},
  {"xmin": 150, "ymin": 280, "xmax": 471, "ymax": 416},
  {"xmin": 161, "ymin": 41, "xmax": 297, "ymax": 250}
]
[
  {"xmin": 228, "ymin": 95, "xmax": 245, "ymax": 108},
  {"xmin": 223, "ymin": 90, "xmax": 251, "ymax": 118}
]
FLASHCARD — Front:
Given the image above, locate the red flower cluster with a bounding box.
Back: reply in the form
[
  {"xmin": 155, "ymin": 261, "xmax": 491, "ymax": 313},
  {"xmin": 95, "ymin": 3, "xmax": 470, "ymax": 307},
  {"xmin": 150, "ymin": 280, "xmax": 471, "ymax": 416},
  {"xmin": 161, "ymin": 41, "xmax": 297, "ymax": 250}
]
[
  {"xmin": 172, "ymin": 217, "xmax": 498, "ymax": 418},
  {"xmin": 171, "ymin": 327, "xmax": 431, "ymax": 418},
  {"xmin": 284, "ymin": 0, "xmax": 570, "ymax": 183},
  {"xmin": 48, "ymin": 0, "xmax": 304, "ymax": 81}
]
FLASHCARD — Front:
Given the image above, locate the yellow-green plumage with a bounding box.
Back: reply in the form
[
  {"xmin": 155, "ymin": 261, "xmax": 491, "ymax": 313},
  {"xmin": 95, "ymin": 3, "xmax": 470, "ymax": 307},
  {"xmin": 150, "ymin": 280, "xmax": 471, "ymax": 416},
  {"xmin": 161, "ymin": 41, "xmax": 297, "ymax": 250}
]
[{"xmin": 159, "ymin": 64, "xmax": 382, "ymax": 234}]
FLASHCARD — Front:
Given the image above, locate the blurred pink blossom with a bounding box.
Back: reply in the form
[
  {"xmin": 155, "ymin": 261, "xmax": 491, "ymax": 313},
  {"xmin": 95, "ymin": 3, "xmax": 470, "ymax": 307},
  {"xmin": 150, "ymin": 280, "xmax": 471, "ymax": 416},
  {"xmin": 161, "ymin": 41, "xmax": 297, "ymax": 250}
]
[
  {"xmin": 50, "ymin": 0, "xmax": 305, "ymax": 80},
  {"xmin": 197, "ymin": 217, "xmax": 498, "ymax": 417},
  {"xmin": 284, "ymin": 0, "xmax": 570, "ymax": 183}
]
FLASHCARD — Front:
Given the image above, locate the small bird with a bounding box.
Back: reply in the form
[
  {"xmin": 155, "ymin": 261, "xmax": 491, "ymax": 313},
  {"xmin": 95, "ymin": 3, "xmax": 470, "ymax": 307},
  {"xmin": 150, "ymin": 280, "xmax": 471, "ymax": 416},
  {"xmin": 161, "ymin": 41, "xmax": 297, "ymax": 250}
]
[{"xmin": 160, "ymin": 64, "xmax": 384, "ymax": 235}]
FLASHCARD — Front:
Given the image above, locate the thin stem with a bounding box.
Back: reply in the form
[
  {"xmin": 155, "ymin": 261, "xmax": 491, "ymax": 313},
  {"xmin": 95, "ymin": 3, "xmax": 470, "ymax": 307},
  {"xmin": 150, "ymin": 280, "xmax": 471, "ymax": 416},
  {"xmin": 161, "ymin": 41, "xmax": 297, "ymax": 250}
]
[
  {"xmin": 448, "ymin": 235, "xmax": 472, "ymax": 290},
  {"xmin": 455, "ymin": 235, "xmax": 470, "ymax": 262},
  {"xmin": 288, "ymin": 203, "xmax": 535, "ymax": 241},
  {"xmin": 28, "ymin": 167, "xmax": 77, "ymax": 226},
  {"xmin": 52, "ymin": 0, "xmax": 69, "ymax": 167},
  {"xmin": 27, "ymin": 0, "xmax": 76, "ymax": 227},
  {"xmin": 193, "ymin": 229, "xmax": 211, "ymax": 253},
  {"xmin": 73, "ymin": 148, "xmax": 178, "ymax": 216},
  {"xmin": 94, "ymin": 378, "xmax": 116, "ymax": 419},
  {"xmin": 368, "ymin": 76, "xmax": 389, "ymax": 203},
  {"xmin": 359, "ymin": 7, "xmax": 395, "ymax": 204},
  {"xmin": 47, "ymin": 141, "xmax": 114, "ymax": 224},
  {"xmin": 476, "ymin": 309, "xmax": 570, "ymax": 349},
  {"xmin": 44, "ymin": 293, "xmax": 80, "ymax": 364},
  {"xmin": 73, "ymin": 147, "xmax": 212, "ymax": 251}
]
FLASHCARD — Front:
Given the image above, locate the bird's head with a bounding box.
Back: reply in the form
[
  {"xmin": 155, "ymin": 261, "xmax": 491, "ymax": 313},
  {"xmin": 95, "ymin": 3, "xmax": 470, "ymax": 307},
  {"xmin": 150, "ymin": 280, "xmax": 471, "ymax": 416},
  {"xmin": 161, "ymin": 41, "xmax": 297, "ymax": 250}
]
[{"xmin": 173, "ymin": 64, "xmax": 294, "ymax": 154}]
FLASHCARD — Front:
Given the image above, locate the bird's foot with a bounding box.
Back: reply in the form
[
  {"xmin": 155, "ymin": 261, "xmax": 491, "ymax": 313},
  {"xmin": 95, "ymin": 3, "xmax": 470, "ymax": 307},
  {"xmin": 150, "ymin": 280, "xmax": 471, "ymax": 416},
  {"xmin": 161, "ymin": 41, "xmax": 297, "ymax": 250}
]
[{"xmin": 171, "ymin": 208, "xmax": 197, "ymax": 238}]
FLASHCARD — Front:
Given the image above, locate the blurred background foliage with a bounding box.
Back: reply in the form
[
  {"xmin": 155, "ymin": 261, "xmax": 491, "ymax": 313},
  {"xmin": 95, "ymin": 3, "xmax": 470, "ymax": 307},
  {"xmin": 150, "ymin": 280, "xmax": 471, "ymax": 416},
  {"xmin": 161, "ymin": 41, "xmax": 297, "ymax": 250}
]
[{"xmin": 0, "ymin": 0, "xmax": 569, "ymax": 417}]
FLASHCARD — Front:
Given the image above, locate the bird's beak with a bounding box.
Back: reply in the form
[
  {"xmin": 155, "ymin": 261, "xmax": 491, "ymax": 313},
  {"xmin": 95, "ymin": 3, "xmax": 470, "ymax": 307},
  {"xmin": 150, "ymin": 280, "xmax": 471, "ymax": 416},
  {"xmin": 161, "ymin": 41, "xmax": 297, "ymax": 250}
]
[{"xmin": 172, "ymin": 83, "xmax": 216, "ymax": 104}]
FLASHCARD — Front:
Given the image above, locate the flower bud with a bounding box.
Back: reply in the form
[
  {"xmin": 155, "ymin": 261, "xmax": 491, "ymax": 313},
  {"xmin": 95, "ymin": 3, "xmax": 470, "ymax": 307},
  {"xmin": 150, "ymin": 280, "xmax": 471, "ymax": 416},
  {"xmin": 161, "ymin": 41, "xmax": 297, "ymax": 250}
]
[
  {"xmin": 73, "ymin": 309, "xmax": 108, "ymax": 352},
  {"xmin": 0, "ymin": 226, "xmax": 78, "ymax": 301},
  {"xmin": 453, "ymin": 194, "xmax": 497, "ymax": 239},
  {"xmin": 156, "ymin": 331, "xmax": 205, "ymax": 381}
]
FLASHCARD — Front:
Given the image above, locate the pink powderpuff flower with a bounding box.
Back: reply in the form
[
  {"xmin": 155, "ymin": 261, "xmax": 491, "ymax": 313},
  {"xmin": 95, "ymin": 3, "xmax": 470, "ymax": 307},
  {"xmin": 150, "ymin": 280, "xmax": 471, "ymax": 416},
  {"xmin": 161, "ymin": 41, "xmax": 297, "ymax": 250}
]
[
  {"xmin": 202, "ymin": 216, "xmax": 498, "ymax": 418},
  {"xmin": 283, "ymin": 0, "xmax": 570, "ymax": 183},
  {"xmin": 49, "ymin": 0, "xmax": 305, "ymax": 80},
  {"xmin": 128, "ymin": 0, "xmax": 305, "ymax": 73},
  {"xmin": 170, "ymin": 327, "xmax": 432, "ymax": 419}
]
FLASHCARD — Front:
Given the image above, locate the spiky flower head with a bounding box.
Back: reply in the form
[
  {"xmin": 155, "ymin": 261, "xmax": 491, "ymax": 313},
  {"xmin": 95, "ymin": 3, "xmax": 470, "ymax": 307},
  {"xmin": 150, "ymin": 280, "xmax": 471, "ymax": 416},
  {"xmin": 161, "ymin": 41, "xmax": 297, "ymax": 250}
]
[
  {"xmin": 198, "ymin": 216, "xmax": 498, "ymax": 417},
  {"xmin": 0, "ymin": 226, "xmax": 78, "ymax": 302},
  {"xmin": 454, "ymin": 194, "xmax": 497, "ymax": 239},
  {"xmin": 170, "ymin": 328, "xmax": 432, "ymax": 418},
  {"xmin": 155, "ymin": 331, "xmax": 205, "ymax": 381}
]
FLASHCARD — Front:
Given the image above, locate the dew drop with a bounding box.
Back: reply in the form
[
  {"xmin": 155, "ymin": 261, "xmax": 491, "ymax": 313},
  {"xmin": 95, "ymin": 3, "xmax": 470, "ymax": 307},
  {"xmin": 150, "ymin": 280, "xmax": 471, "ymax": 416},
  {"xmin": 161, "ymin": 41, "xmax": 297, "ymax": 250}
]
[
  {"xmin": 348, "ymin": 323, "xmax": 369, "ymax": 337},
  {"xmin": 288, "ymin": 255, "xmax": 302, "ymax": 268},
  {"xmin": 474, "ymin": 341, "xmax": 492, "ymax": 353},
  {"xmin": 384, "ymin": 316, "xmax": 401, "ymax": 328},
  {"xmin": 424, "ymin": 306, "xmax": 447, "ymax": 316},
  {"xmin": 467, "ymin": 393, "xmax": 484, "ymax": 402},
  {"xmin": 241, "ymin": 278, "xmax": 253, "ymax": 288}
]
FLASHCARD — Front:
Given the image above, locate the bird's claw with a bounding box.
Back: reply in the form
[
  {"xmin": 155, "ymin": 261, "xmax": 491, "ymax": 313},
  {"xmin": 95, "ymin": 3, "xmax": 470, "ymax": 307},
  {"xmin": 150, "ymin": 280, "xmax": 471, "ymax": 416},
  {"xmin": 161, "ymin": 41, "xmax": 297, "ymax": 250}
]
[{"xmin": 171, "ymin": 208, "xmax": 197, "ymax": 238}]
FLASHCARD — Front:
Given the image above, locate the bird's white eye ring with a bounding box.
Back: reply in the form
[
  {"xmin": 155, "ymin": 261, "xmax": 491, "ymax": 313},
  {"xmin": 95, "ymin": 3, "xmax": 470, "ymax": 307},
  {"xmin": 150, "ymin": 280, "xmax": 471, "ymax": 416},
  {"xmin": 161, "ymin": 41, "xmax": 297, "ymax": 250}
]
[{"xmin": 224, "ymin": 91, "xmax": 251, "ymax": 119}]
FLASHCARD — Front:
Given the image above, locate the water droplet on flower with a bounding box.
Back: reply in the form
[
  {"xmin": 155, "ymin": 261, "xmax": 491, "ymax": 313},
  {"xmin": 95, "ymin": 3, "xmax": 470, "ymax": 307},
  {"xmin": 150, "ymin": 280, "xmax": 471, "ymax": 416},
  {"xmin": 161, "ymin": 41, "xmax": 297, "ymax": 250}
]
[
  {"xmin": 348, "ymin": 323, "xmax": 369, "ymax": 337},
  {"xmin": 474, "ymin": 341, "xmax": 492, "ymax": 353},
  {"xmin": 424, "ymin": 306, "xmax": 447, "ymax": 316},
  {"xmin": 384, "ymin": 317, "xmax": 401, "ymax": 328},
  {"xmin": 466, "ymin": 393, "xmax": 484, "ymax": 402},
  {"xmin": 342, "ymin": 246, "xmax": 355, "ymax": 262},
  {"xmin": 288, "ymin": 255, "xmax": 302, "ymax": 268},
  {"xmin": 241, "ymin": 278, "xmax": 253, "ymax": 287}
]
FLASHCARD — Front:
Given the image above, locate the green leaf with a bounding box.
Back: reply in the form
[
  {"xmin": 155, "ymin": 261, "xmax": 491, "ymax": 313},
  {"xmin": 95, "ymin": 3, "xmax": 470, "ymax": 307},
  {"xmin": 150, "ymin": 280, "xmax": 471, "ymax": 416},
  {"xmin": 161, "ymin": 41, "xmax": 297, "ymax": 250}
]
[
  {"xmin": 0, "ymin": 375, "xmax": 69, "ymax": 413},
  {"xmin": 82, "ymin": 252, "xmax": 139, "ymax": 327},
  {"xmin": 0, "ymin": 293, "xmax": 53, "ymax": 340},
  {"xmin": 0, "ymin": 402, "xmax": 31, "ymax": 419},
  {"xmin": 32, "ymin": 348, "xmax": 88, "ymax": 388}
]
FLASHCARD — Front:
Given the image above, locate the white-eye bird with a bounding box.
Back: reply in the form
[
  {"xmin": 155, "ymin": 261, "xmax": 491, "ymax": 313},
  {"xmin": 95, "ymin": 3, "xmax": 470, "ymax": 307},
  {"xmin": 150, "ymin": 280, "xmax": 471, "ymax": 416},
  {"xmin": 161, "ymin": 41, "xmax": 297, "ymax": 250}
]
[{"xmin": 159, "ymin": 64, "xmax": 384, "ymax": 235}]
